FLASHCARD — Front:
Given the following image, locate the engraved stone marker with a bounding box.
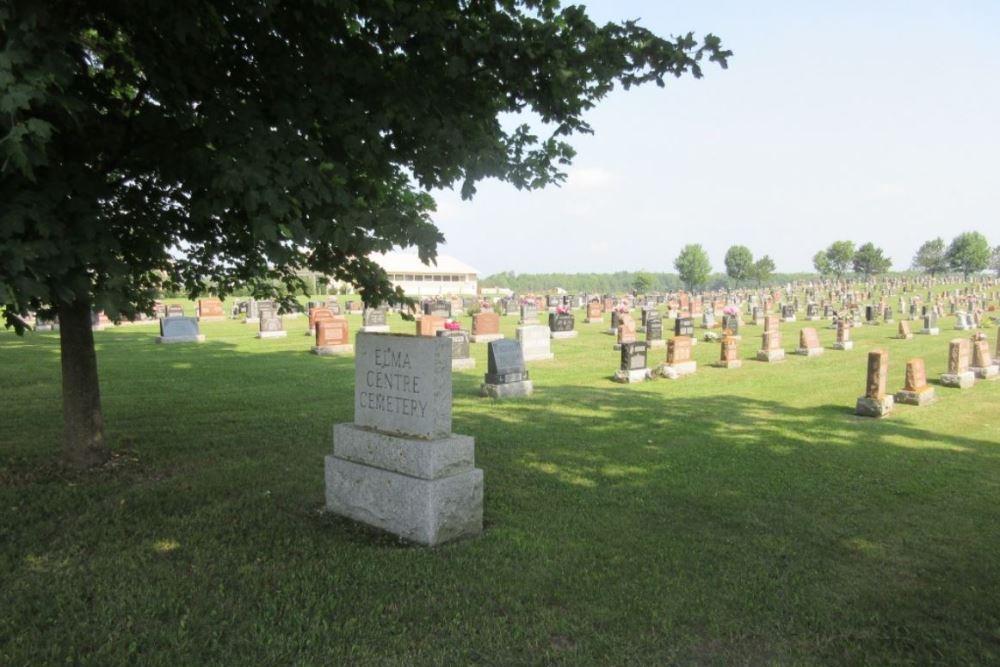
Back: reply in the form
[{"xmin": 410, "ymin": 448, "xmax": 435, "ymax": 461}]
[
  {"xmin": 856, "ymin": 349, "xmax": 893, "ymax": 417},
  {"xmin": 326, "ymin": 333, "xmax": 482, "ymax": 545},
  {"xmin": 895, "ymin": 358, "xmax": 935, "ymax": 406},
  {"xmin": 156, "ymin": 316, "xmax": 204, "ymax": 344}
]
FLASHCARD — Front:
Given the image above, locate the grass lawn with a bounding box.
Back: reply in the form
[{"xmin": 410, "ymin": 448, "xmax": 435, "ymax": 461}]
[{"xmin": 2, "ymin": 300, "xmax": 999, "ymax": 665}]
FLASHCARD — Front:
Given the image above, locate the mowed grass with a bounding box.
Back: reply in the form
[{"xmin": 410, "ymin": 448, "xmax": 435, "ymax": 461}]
[{"xmin": 2, "ymin": 300, "xmax": 999, "ymax": 666}]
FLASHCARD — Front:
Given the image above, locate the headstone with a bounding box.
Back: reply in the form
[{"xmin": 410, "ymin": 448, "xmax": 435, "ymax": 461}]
[
  {"xmin": 325, "ymin": 333, "xmax": 482, "ymax": 545},
  {"xmin": 921, "ymin": 311, "xmax": 939, "ymax": 335},
  {"xmin": 548, "ymin": 312, "xmax": 577, "ymax": 339},
  {"xmin": 471, "ymin": 311, "xmax": 503, "ymax": 343},
  {"xmin": 614, "ymin": 341, "xmax": 649, "ymax": 383},
  {"xmin": 940, "ymin": 338, "xmax": 975, "ymax": 388},
  {"xmin": 721, "ymin": 314, "xmax": 740, "ymax": 337},
  {"xmin": 165, "ymin": 304, "xmax": 185, "ymax": 318},
  {"xmin": 438, "ymin": 329, "xmax": 474, "ymax": 370},
  {"xmin": 416, "ymin": 315, "xmax": 446, "ymax": 337},
  {"xmin": 617, "ymin": 314, "xmax": 637, "ymax": 347},
  {"xmin": 702, "ymin": 311, "xmax": 716, "ymax": 329},
  {"xmin": 312, "ymin": 318, "xmax": 353, "ymax": 355},
  {"xmin": 856, "ymin": 349, "xmax": 893, "ymax": 417},
  {"xmin": 361, "ymin": 307, "xmax": 390, "ymax": 333},
  {"xmin": 198, "ymin": 298, "xmax": 225, "ymax": 321},
  {"xmin": 833, "ymin": 320, "xmax": 853, "ymax": 351},
  {"xmin": 897, "ymin": 320, "xmax": 913, "ymax": 340},
  {"xmin": 257, "ymin": 311, "xmax": 286, "ymax": 339},
  {"xmin": 308, "ymin": 307, "xmax": 336, "ymax": 335},
  {"xmin": 481, "ymin": 339, "xmax": 533, "ymax": 398},
  {"xmin": 674, "ymin": 316, "xmax": 695, "ymax": 339},
  {"xmin": 662, "ymin": 336, "xmax": 697, "ymax": 378},
  {"xmin": 895, "ymin": 358, "xmax": 935, "ymax": 406},
  {"xmin": 586, "ymin": 300, "xmax": 603, "ymax": 323},
  {"xmin": 715, "ymin": 335, "xmax": 742, "ymax": 369},
  {"xmin": 327, "ymin": 300, "xmax": 342, "ymax": 316},
  {"xmin": 806, "ymin": 303, "xmax": 819, "ymax": 320},
  {"xmin": 156, "ymin": 316, "xmax": 204, "ymax": 344},
  {"xmin": 796, "ymin": 327, "xmax": 824, "ymax": 357},
  {"xmin": 756, "ymin": 324, "xmax": 785, "ymax": 362},
  {"xmin": 516, "ymin": 324, "xmax": 554, "ymax": 361},
  {"xmin": 883, "ymin": 306, "xmax": 893, "ymax": 323},
  {"xmin": 970, "ymin": 335, "xmax": 998, "ymax": 380},
  {"xmin": 519, "ymin": 303, "xmax": 538, "ymax": 325},
  {"xmin": 954, "ymin": 312, "xmax": 971, "ymax": 331},
  {"xmin": 781, "ymin": 304, "xmax": 796, "ymax": 322},
  {"xmin": 644, "ymin": 311, "xmax": 665, "ymax": 348}
]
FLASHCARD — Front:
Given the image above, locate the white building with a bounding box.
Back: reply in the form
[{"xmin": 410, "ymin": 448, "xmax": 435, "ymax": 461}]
[{"xmin": 371, "ymin": 252, "xmax": 478, "ymax": 296}]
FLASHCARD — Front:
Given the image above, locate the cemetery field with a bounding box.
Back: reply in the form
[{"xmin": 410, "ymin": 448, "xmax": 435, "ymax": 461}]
[{"xmin": 2, "ymin": 305, "xmax": 999, "ymax": 666}]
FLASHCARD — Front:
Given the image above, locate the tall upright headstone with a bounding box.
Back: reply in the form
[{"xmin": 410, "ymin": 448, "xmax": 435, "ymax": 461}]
[
  {"xmin": 517, "ymin": 324, "xmax": 554, "ymax": 361},
  {"xmin": 662, "ymin": 336, "xmax": 697, "ymax": 379},
  {"xmin": 940, "ymin": 338, "xmax": 974, "ymax": 389},
  {"xmin": 895, "ymin": 358, "xmax": 935, "ymax": 406},
  {"xmin": 471, "ymin": 311, "xmax": 503, "ymax": 343},
  {"xmin": 856, "ymin": 349, "xmax": 893, "ymax": 417},
  {"xmin": 796, "ymin": 327, "xmax": 824, "ymax": 357},
  {"xmin": 970, "ymin": 334, "xmax": 998, "ymax": 380},
  {"xmin": 833, "ymin": 319, "xmax": 853, "ymax": 351},
  {"xmin": 756, "ymin": 316, "xmax": 784, "ymax": 362},
  {"xmin": 325, "ymin": 333, "xmax": 483, "ymax": 545}
]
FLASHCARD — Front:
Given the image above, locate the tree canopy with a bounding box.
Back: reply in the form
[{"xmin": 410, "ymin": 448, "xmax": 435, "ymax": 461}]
[
  {"xmin": 813, "ymin": 241, "xmax": 855, "ymax": 280},
  {"xmin": 723, "ymin": 245, "xmax": 753, "ymax": 286},
  {"xmin": 749, "ymin": 255, "xmax": 776, "ymax": 287},
  {"xmin": 912, "ymin": 238, "xmax": 948, "ymax": 276},
  {"xmin": 852, "ymin": 242, "xmax": 891, "ymax": 280},
  {"xmin": 946, "ymin": 232, "xmax": 991, "ymax": 279},
  {"xmin": 674, "ymin": 244, "xmax": 712, "ymax": 291},
  {"xmin": 0, "ymin": 2, "xmax": 729, "ymax": 465}
]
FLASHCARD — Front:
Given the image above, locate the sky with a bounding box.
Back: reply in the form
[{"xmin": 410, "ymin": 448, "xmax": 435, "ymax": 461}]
[{"xmin": 425, "ymin": 0, "xmax": 1000, "ymax": 276}]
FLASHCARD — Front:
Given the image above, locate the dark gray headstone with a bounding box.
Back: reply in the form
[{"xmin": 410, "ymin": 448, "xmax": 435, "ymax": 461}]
[{"xmin": 485, "ymin": 339, "xmax": 529, "ymax": 384}]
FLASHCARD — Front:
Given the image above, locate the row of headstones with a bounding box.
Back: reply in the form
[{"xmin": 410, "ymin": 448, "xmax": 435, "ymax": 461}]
[{"xmin": 856, "ymin": 332, "xmax": 1000, "ymax": 417}]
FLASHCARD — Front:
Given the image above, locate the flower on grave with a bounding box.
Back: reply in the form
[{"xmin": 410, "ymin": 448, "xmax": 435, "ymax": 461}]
[
  {"xmin": 444, "ymin": 320, "xmax": 461, "ymax": 330},
  {"xmin": 556, "ymin": 305, "xmax": 570, "ymax": 315},
  {"xmin": 723, "ymin": 305, "xmax": 739, "ymax": 316}
]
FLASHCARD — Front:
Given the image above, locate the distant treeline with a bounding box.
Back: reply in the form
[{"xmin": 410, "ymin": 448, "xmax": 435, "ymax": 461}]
[{"xmin": 480, "ymin": 271, "xmax": 822, "ymax": 293}]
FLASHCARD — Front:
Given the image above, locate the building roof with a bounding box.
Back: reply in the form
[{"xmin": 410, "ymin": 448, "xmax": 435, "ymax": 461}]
[{"xmin": 370, "ymin": 251, "xmax": 478, "ymax": 276}]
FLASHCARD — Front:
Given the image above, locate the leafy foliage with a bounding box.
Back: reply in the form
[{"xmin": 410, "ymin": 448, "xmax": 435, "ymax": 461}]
[
  {"xmin": 946, "ymin": 232, "xmax": 991, "ymax": 279},
  {"xmin": 912, "ymin": 238, "xmax": 948, "ymax": 276},
  {"xmin": 0, "ymin": 1, "xmax": 731, "ymax": 332},
  {"xmin": 852, "ymin": 242, "xmax": 891, "ymax": 279},
  {"xmin": 673, "ymin": 244, "xmax": 712, "ymax": 291},
  {"xmin": 814, "ymin": 241, "xmax": 855, "ymax": 279},
  {"xmin": 723, "ymin": 245, "xmax": 754, "ymax": 286},
  {"xmin": 749, "ymin": 255, "xmax": 776, "ymax": 287},
  {"xmin": 631, "ymin": 271, "xmax": 653, "ymax": 294}
]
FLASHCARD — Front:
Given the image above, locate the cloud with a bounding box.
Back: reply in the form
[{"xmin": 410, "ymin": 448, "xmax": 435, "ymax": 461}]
[{"xmin": 565, "ymin": 167, "xmax": 617, "ymax": 192}]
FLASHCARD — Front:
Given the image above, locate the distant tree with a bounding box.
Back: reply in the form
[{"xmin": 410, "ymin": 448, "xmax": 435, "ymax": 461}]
[
  {"xmin": 631, "ymin": 271, "xmax": 653, "ymax": 294},
  {"xmin": 825, "ymin": 241, "xmax": 856, "ymax": 280},
  {"xmin": 946, "ymin": 232, "xmax": 991, "ymax": 279},
  {"xmin": 674, "ymin": 245, "xmax": 712, "ymax": 291},
  {"xmin": 852, "ymin": 242, "xmax": 892, "ymax": 280},
  {"xmin": 912, "ymin": 238, "xmax": 949, "ymax": 276},
  {"xmin": 750, "ymin": 255, "xmax": 776, "ymax": 287},
  {"xmin": 812, "ymin": 251, "xmax": 832, "ymax": 277},
  {"xmin": 724, "ymin": 245, "xmax": 754, "ymax": 286},
  {"xmin": 990, "ymin": 246, "xmax": 1000, "ymax": 277}
]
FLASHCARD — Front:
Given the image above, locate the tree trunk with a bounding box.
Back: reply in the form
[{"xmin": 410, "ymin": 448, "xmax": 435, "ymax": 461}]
[{"xmin": 58, "ymin": 298, "xmax": 109, "ymax": 467}]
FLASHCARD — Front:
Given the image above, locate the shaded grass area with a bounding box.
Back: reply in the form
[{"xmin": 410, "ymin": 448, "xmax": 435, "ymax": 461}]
[{"xmin": 2, "ymin": 304, "xmax": 1000, "ymax": 665}]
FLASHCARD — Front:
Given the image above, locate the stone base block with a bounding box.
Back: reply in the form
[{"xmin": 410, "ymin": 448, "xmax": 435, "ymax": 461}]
[
  {"xmin": 256, "ymin": 330, "xmax": 287, "ymax": 339},
  {"xmin": 796, "ymin": 347, "xmax": 824, "ymax": 357},
  {"xmin": 452, "ymin": 357, "xmax": 476, "ymax": 371},
  {"xmin": 895, "ymin": 387, "xmax": 936, "ymax": 406},
  {"xmin": 332, "ymin": 424, "xmax": 474, "ymax": 479},
  {"xmin": 714, "ymin": 359, "xmax": 742, "ymax": 369},
  {"xmin": 157, "ymin": 335, "xmax": 205, "ymax": 344},
  {"xmin": 921, "ymin": 328, "xmax": 940, "ymax": 335},
  {"xmin": 664, "ymin": 361, "xmax": 697, "ymax": 378},
  {"xmin": 523, "ymin": 352, "xmax": 554, "ymax": 362},
  {"xmin": 856, "ymin": 395, "xmax": 894, "ymax": 417},
  {"xmin": 971, "ymin": 365, "xmax": 999, "ymax": 380},
  {"xmin": 480, "ymin": 380, "xmax": 533, "ymax": 399},
  {"xmin": 898, "ymin": 334, "xmax": 914, "ymax": 340},
  {"xmin": 360, "ymin": 325, "xmax": 391, "ymax": 333},
  {"xmin": 311, "ymin": 344, "xmax": 354, "ymax": 355},
  {"xmin": 940, "ymin": 371, "xmax": 975, "ymax": 389},
  {"xmin": 646, "ymin": 339, "xmax": 666, "ymax": 349},
  {"xmin": 585, "ymin": 317, "xmax": 603, "ymax": 324},
  {"xmin": 551, "ymin": 330, "xmax": 578, "ymax": 339},
  {"xmin": 756, "ymin": 349, "xmax": 785, "ymax": 362},
  {"xmin": 833, "ymin": 341, "xmax": 854, "ymax": 351},
  {"xmin": 612, "ymin": 368, "xmax": 649, "ymax": 383},
  {"xmin": 325, "ymin": 456, "xmax": 482, "ymax": 546},
  {"xmin": 198, "ymin": 316, "xmax": 226, "ymax": 322},
  {"xmin": 783, "ymin": 317, "xmax": 797, "ymax": 323},
  {"xmin": 470, "ymin": 333, "xmax": 504, "ymax": 344},
  {"xmin": 518, "ymin": 320, "xmax": 539, "ymax": 326}
]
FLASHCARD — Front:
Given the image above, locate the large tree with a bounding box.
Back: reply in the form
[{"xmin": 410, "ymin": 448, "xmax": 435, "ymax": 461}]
[
  {"xmin": 723, "ymin": 245, "xmax": 753, "ymax": 287},
  {"xmin": 852, "ymin": 242, "xmax": 891, "ymax": 280},
  {"xmin": 1, "ymin": 2, "xmax": 729, "ymax": 466},
  {"xmin": 750, "ymin": 255, "xmax": 775, "ymax": 288},
  {"xmin": 946, "ymin": 232, "xmax": 991, "ymax": 280},
  {"xmin": 814, "ymin": 241, "xmax": 855, "ymax": 280},
  {"xmin": 673, "ymin": 244, "xmax": 712, "ymax": 291},
  {"xmin": 911, "ymin": 238, "xmax": 948, "ymax": 276}
]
